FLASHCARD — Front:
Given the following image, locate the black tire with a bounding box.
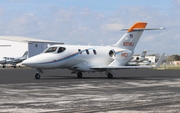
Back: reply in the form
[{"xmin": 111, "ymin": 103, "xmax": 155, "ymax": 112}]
[
  {"xmin": 35, "ymin": 73, "xmax": 41, "ymax": 79},
  {"xmin": 77, "ymin": 72, "xmax": 83, "ymax": 78},
  {"xmin": 107, "ymin": 73, "xmax": 113, "ymax": 79}
]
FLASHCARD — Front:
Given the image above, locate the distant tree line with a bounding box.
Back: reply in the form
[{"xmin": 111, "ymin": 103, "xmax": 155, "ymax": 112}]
[{"xmin": 167, "ymin": 54, "xmax": 180, "ymax": 61}]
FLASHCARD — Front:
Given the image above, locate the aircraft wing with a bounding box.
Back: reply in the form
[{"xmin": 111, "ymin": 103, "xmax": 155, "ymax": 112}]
[
  {"xmin": 91, "ymin": 53, "xmax": 165, "ymax": 70},
  {"xmin": 91, "ymin": 65, "xmax": 153, "ymax": 69}
]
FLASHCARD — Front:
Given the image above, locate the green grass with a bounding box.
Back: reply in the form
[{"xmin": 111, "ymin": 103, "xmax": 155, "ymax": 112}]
[{"xmin": 159, "ymin": 65, "xmax": 180, "ymax": 70}]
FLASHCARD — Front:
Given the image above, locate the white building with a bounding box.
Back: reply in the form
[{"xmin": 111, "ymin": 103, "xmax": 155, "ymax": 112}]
[
  {"xmin": 133, "ymin": 54, "xmax": 156, "ymax": 63},
  {"xmin": 0, "ymin": 36, "xmax": 63, "ymax": 59},
  {"xmin": 145, "ymin": 55, "xmax": 156, "ymax": 63}
]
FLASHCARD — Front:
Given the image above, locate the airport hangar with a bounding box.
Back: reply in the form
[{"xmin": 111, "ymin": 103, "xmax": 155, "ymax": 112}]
[{"xmin": 0, "ymin": 36, "xmax": 63, "ymax": 59}]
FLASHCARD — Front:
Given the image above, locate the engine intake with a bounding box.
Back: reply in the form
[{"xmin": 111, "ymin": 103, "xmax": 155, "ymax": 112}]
[{"xmin": 109, "ymin": 50, "xmax": 115, "ymax": 57}]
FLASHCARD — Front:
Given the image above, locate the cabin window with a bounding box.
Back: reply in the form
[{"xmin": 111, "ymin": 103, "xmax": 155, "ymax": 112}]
[
  {"xmin": 57, "ymin": 47, "xmax": 66, "ymax": 53},
  {"xmin": 93, "ymin": 50, "xmax": 97, "ymax": 55},
  {"xmin": 10, "ymin": 58, "xmax": 14, "ymax": 60},
  {"xmin": 78, "ymin": 49, "xmax": 82, "ymax": 54},
  {"xmin": 86, "ymin": 49, "xmax": 89, "ymax": 54},
  {"xmin": 45, "ymin": 47, "xmax": 57, "ymax": 53}
]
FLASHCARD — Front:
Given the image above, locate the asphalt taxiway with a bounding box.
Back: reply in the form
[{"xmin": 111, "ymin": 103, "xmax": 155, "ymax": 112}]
[{"xmin": 0, "ymin": 68, "xmax": 180, "ymax": 113}]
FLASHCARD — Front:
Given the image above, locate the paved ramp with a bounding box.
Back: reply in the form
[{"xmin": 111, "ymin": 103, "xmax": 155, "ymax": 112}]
[{"xmin": 0, "ymin": 69, "xmax": 180, "ymax": 113}]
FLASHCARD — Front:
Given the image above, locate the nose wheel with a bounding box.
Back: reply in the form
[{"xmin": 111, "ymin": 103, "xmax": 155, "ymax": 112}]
[
  {"xmin": 35, "ymin": 69, "xmax": 43, "ymax": 79},
  {"xmin": 35, "ymin": 73, "xmax": 41, "ymax": 79},
  {"xmin": 77, "ymin": 72, "xmax": 83, "ymax": 78}
]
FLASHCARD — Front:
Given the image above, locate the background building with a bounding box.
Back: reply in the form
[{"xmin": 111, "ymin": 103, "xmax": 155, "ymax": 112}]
[
  {"xmin": 0, "ymin": 36, "xmax": 63, "ymax": 59},
  {"xmin": 133, "ymin": 54, "xmax": 156, "ymax": 63}
]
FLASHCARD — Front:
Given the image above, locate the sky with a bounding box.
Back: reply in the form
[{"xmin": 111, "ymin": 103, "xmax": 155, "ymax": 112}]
[{"xmin": 0, "ymin": 0, "xmax": 180, "ymax": 55}]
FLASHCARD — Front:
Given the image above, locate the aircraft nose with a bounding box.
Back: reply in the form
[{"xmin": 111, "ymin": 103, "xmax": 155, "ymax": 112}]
[
  {"xmin": 22, "ymin": 59, "xmax": 29, "ymax": 65},
  {"xmin": 22, "ymin": 57, "xmax": 39, "ymax": 67}
]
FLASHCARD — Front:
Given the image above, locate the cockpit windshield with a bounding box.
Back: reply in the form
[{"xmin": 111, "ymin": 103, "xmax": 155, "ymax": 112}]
[
  {"xmin": 45, "ymin": 47, "xmax": 57, "ymax": 53},
  {"xmin": 57, "ymin": 47, "xmax": 66, "ymax": 53},
  {"xmin": 44, "ymin": 47, "xmax": 66, "ymax": 53}
]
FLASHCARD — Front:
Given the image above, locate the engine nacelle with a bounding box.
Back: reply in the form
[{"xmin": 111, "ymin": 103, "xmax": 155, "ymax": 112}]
[
  {"xmin": 135, "ymin": 57, "xmax": 144, "ymax": 62},
  {"xmin": 108, "ymin": 49, "xmax": 132, "ymax": 60},
  {"xmin": 108, "ymin": 49, "xmax": 133, "ymax": 66}
]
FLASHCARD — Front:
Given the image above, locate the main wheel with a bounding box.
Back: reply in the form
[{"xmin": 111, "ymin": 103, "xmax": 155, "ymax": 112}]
[
  {"xmin": 2, "ymin": 65, "xmax": 5, "ymax": 68},
  {"xmin": 107, "ymin": 73, "xmax": 113, "ymax": 79},
  {"xmin": 35, "ymin": 73, "xmax": 41, "ymax": 79},
  {"xmin": 77, "ymin": 72, "xmax": 83, "ymax": 78}
]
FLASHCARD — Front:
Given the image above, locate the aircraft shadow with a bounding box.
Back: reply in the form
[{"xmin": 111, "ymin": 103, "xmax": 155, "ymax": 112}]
[{"xmin": 39, "ymin": 75, "xmax": 178, "ymax": 81}]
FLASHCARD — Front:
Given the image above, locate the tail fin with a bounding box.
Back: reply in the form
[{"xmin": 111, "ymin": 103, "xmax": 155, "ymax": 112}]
[
  {"xmin": 153, "ymin": 53, "xmax": 165, "ymax": 68},
  {"xmin": 141, "ymin": 50, "xmax": 147, "ymax": 58},
  {"xmin": 113, "ymin": 22, "xmax": 147, "ymax": 51},
  {"xmin": 22, "ymin": 51, "xmax": 28, "ymax": 59}
]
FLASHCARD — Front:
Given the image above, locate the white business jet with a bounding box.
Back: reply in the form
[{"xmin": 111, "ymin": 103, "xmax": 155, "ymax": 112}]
[
  {"xmin": 128, "ymin": 50, "xmax": 149, "ymax": 66},
  {"xmin": 22, "ymin": 22, "xmax": 165, "ymax": 79},
  {"xmin": 0, "ymin": 51, "xmax": 28, "ymax": 68}
]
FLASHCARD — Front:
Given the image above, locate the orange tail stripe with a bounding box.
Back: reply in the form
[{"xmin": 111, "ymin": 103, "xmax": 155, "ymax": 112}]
[{"xmin": 128, "ymin": 22, "xmax": 147, "ymax": 32}]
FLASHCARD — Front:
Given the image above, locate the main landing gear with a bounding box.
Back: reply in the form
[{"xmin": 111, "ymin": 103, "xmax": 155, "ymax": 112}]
[
  {"xmin": 106, "ymin": 71, "xmax": 114, "ymax": 79},
  {"xmin": 107, "ymin": 73, "xmax": 113, "ymax": 79},
  {"xmin": 76, "ymin": 71, "xmax": 114, "ymax": 79}
]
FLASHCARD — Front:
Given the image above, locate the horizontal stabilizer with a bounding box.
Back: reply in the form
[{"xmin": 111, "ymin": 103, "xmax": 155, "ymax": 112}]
[{"xmin": 121, "ymin": 27, "xmax": 165, "ymax": 31}]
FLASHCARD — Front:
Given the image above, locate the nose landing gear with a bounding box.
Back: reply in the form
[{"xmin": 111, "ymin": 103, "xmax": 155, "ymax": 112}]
[
  {"xmin": 77, "ymin": 72, "xmax": 83, "ymax": 78},
  {"xmin": 35, "ymin": 73, "xmax": 41, "ymax": 79},
  {"xmin": 35, "ymin": 69, "xmax": 43, "ymax": 79}
]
